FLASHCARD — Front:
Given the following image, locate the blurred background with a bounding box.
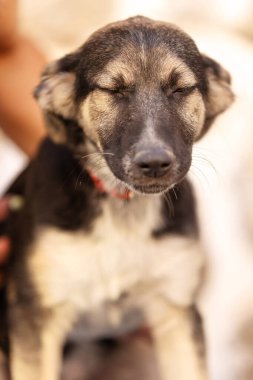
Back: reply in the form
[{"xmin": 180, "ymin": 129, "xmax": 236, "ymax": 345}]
[{"xmin": 1, "ymin": 0, "xmax": 253, "ymax": 377}]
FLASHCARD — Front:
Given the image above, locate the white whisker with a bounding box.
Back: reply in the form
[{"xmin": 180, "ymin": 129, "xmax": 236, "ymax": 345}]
[
  {"xmin": 81, "ymin": 152, "xmax": 114, "ymax": 159},
  {"xmin": 163, "ymin": 192, "xmax": 174, "ymax": 217}
]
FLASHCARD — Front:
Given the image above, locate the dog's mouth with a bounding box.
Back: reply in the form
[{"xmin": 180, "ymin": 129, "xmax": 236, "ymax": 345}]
[
  {"xmin": 130, "ymin": 183, "xmax": 170, "ymax": 195},
  {"xmin": 123, "ymin": 166, "xmax": 190, "ymax": 195},
  {"xmin": 123, "ymin": 165, "xmax": 186, "ymax": 196}
]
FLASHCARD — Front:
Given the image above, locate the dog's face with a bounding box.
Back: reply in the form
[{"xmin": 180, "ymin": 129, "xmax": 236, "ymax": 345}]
[{"xmin": 35, "ymin": 16, "xmax": 233, "ymax": 194}]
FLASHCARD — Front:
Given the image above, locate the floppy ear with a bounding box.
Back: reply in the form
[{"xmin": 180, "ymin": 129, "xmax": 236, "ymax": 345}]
[
  {"xmin": 34, "ymin": 53, "xmax": 84, "ymax": 146},
  {"xmin": 202, "ymin": 55, "xmax": 234, "ymax": 134}
]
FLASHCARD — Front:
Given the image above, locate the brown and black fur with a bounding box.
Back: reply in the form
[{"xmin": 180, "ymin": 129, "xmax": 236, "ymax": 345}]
[{"xmin": 0, "ymin": 16, "xmax": 233, "ymax": 380}]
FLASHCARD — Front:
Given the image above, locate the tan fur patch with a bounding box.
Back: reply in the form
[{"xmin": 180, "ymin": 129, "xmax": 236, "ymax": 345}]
[
  {"xmin": 94, "ymin": 62, "xmax": 135, "ymax": 89},
  {"xmin": 179, "ymin": 92, "xmax": 205, "ymax": 139},
  {"xmin": 79, "ymin": 90, "xmax": 118, "ymax": 143},
  {"xmin": 205, "ymin": 71, "xmax": 234, "ymax": 119},
  {"xmin": 37, "ymin": 72, "xmax": 76, "ymax": 119},
  {"xmin": 158, "ymin": 50, "xmax": 197, "ymax": 88}
]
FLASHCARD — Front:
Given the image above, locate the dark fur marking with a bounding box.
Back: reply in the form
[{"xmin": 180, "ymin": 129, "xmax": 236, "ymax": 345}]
[{"xmin": 153, "ymin": 180, "xmax": 198, "ymax": 238}]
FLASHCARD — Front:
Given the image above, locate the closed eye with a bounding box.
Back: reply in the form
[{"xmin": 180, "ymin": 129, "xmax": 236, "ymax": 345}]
[
  {"xmin": 172, "ymin": 85, "xmax": 198, "ymax": 95},
  {"xmin": 94, "ymin": 85, "xmax": 119, "ymax": 93},
  {"xmin": 95, "ymin": 85, "xmax": 135, "ymax": 97},
  {"xmin": 163, "ymin": 83, "xmax": 198, "ymax": 99}
]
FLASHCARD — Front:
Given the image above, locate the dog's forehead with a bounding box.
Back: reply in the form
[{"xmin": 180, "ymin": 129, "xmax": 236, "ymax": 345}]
[
  {"xmin": 94, "ymin": 45, "xmax": 197, "ymax": 89},
  {"xmin": 85, "ymin": 17, "xmax": 201, "ymax": 88}
]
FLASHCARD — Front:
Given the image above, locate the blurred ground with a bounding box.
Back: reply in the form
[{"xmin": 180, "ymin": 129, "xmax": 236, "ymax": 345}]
[{"xmin": 1, "ymin": 1, "xmax": 253, "ymax": 378}]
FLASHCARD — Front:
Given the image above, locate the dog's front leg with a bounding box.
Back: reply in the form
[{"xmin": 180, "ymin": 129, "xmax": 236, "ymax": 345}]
[
  {"xmin": 9, "ymin": 300, "xmax": 77, "ymax": 380},
  {"xmin": 9, "ymin": 304, "xmax": 41, "ymax": 380},
  {"xmin": 10, "ymin": 336, "xmax": 40, "ymax": 380},
  {"xmin": 9, "ymin": 304, "xmax": 76, "ymax": 380},
  {"xmin": 141, "ymin": 237, "xmax": 206, "ymax": 379},
  {"xmin": 41, "ymin": 304, "xmax": 77, "ymax": 380},
  {"xmin": 151, "ymin": 304, "xmax": 207, "ymax": 380}
]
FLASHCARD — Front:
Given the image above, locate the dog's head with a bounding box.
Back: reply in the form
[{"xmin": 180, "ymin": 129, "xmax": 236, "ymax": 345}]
[{"xmin": 35, "ymin": 16, "xmax": 234, "ymax": 195}]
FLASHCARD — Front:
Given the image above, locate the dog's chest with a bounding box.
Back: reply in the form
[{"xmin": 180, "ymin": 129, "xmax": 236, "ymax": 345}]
[{"xmin": 28, "ymin": 196, "xmax": 201, "ymax": 319}]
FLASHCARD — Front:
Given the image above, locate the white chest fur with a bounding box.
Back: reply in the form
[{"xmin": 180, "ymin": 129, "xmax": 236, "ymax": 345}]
[{"xmin": 28, "ymin": 195, "xmax": 203, "ymax": 330}]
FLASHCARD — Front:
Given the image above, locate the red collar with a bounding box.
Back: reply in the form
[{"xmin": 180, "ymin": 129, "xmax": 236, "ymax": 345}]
[{"xmin": 88, "ymin": 170, "xmax": 134, "ymax": 200}]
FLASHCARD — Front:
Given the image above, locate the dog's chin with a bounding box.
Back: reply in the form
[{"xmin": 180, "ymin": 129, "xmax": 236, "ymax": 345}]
[
  {"xmin": 121, "ymin": 172, "xmax": 188, "ymax": 195},
  {"xmin": 115, "ymin": 173, "xmax": 181, "ymax": 195},
  {"xmin": 130, "ymin": 183, "xmax": 170, "ymax": 195}
]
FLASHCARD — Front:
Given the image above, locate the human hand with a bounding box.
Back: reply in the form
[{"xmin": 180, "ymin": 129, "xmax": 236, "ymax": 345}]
[{"xmin": 0, "ymin": 198, "xmax": 10, "ymax": 286}]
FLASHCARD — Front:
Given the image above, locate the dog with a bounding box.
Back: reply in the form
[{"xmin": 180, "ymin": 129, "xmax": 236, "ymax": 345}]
[{"xmin": 1, "ymin": 16, "xmax": 233, "ymax": 380}]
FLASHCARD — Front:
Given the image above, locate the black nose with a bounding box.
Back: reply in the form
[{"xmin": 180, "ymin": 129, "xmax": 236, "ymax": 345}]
[{"xmin": 134, "ymin": 148, "xmax": 174, "ymax": 178}]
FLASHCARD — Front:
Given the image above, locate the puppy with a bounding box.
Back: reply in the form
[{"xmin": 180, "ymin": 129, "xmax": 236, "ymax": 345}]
[{"xmin": 2, "ymin": 16, "xmax": 233, "ymax": 380}]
